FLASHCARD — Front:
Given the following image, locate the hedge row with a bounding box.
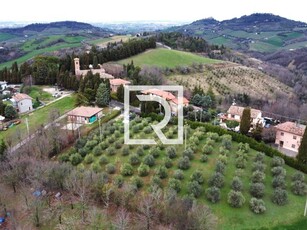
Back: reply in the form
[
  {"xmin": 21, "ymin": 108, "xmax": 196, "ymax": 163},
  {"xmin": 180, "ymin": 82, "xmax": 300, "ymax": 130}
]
[{"xmin": 187, "ymin": 121, "xmax": 307, "ymax": 174}]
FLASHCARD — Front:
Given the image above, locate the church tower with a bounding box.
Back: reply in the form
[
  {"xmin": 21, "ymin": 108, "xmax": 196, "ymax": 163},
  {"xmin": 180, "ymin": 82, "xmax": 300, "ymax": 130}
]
[{"xmin": 74, "ymin": 58, "xmax": 80, "ymax": 75}]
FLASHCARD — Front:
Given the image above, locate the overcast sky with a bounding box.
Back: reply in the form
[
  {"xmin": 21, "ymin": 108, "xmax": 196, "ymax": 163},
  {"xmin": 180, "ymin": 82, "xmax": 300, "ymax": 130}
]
[{"xmin": 1, "ymin": 0, "xmax": 305, "ymax": 23}]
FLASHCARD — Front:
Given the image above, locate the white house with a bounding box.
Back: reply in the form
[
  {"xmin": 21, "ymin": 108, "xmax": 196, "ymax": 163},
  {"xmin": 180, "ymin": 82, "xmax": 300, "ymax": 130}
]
[
  {"xmin": 11, "ymin": 93, "xmax": 33, "ymax": 113},
  {"xmin": 0, "ymin": 81, "xmax": 8, "ymax": 91}
]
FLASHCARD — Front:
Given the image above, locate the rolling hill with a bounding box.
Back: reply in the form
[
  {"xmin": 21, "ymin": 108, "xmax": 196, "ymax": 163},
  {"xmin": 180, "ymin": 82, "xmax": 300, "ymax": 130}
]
[
  {"xmin": 117, "ymin": 48, "xmax": 220, "ymax": 68},
  {"xmin": 167, "ymin": 13, "xmax": 307, "ymax": 53}
]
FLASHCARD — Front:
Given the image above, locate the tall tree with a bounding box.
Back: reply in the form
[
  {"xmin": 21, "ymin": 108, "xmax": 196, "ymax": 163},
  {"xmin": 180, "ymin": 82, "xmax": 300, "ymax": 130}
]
[
  {"xmin": 116, "ymin": 84, "xmax": 125, "ymax": 102},
  {"xmin": 96, "ymin": 83, "xmax": 110, "ymax": 107},
  {"xmin": 297, "ymin": 128, "xmax": 307, "ymax": 165},
  {"xmin": 5, "ymin": 105, "xmax": 18, "ymax": 119},
  {"xmin": 239, "ymin": 107, "xmax": 251, "ymax": 135}
]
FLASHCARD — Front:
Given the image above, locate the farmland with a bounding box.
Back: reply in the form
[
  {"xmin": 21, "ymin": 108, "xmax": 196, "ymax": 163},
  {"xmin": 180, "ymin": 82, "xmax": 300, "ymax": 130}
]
[
  {"xmin": 59, "ymin": 116, "xmax": 307, "ymax": 230},
  {"xmin": 117, "ymin": 48, "xmax": 220, "ymax": 68}
]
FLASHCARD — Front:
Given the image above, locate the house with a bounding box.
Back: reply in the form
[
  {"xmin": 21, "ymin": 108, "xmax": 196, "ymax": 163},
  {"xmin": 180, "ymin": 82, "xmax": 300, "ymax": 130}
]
[
  {"xmin": 0, "ymin": 81, "xmax": 8, "ymax": 91},
  {"xmin": 141, "ymin": 88, "xmax": 189, "ymax": 115},
  {"xmin": 222, "ymin": 105, "xmax": 264, "ymax": 127},
  {"xmin": 110, "ymin": 78, "xmax": 131, "ymax": 92},
  {"xmin": 275, "ymin": 121, "xmax": 306, "ymax": 153},
  {"xmin": 11, "ymin": 93, "xmax": 33, "ymax": 113},
  {"xmin": 67, "ymin": 106, "xmax": 103, "ymax": 124},
  {"xmin": 74, "ymin": 58, "xmax": 114, "ymax": 79}
]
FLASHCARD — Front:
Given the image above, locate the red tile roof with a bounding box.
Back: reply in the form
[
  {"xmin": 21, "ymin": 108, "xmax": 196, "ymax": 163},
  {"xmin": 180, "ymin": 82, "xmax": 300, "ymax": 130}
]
[
  {"xmin": 67, "ymin": 106, "xmax": 102, "ymax": 118},
  {"xmin": 141, "ymin": 89, "xmax": 176, "ymax": 101},
  {"xmin": 275, "ymin": 121, "xmax": 305, "ymax": 136},
  {"xmin": 227, "ymin": 105, "xmax": 261, "ymax": 119},
  {"xmin": 171, "ymin": 97, "xmax": 189, "ymax": 105},
  {"xmin": 110, "ymin": 78, "xmax": 131, "ymax": 86},
  {"xmin": 12, "ymin": 93, "xmax": 32, "ymax": 102}
]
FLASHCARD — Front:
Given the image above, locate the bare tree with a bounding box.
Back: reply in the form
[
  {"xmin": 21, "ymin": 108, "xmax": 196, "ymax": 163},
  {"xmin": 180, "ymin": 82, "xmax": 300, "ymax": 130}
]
[
  {"xmin": 113, "ymin": 207, "xmax": 131, "ymax": 230},
  {"xmin": 135, "ymin": 195, "xmax": 157, "ymax": 230}
]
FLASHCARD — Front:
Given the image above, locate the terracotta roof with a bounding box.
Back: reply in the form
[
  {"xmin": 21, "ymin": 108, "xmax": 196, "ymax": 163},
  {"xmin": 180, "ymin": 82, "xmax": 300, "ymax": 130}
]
[
  {"xmin": 275, "ymin": 122, "xmax": 306, "ymax": 136},
  {"xmin": 67, "ymin": 106, "xmax": 102, "ymax": 118},
  {"xmin": 110, "ymin": 78, "xmax": 131, "ymax": 86},
  {"xmin": 12, "ymin": 93, "xmax": 32, "ymax": 102},
  {"xmin": 227, "ymin": 105, "xmax": 261, "ymax": 119},
  {"xmin": 171, "ymin": 97, "xmax": 189, "ymax": 105},
  {"xmin": 141, "ymin": 89, "xmax": 176, "ymax": 101}
]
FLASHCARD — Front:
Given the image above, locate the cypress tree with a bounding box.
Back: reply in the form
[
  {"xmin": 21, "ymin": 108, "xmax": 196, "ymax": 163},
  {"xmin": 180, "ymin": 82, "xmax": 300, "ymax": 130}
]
[
  {"xmin": 96, "ymin": 83, "xmax": 110, "ymax": 107},
  {"xmin": 240, "ymin": 107, "xmax": 251, "ymax": 135},
  {"xmin": 297, "ymin": 128, "xmax": 307, "ymax": 165}
]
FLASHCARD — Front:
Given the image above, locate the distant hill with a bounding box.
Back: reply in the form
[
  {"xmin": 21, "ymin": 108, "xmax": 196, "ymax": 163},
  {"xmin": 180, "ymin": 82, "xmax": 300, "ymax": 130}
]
[
  {"xmin": 167, "ymin": 13, "xmax": 307, "ymax": 53},
  {"xmin": 0, "ymin": 21, "xmax": 113, "ymax": 35}
]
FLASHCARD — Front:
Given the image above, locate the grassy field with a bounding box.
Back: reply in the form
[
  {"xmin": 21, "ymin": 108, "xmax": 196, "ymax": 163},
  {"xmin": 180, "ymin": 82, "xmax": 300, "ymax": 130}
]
[
  {"xmin": 0, "ymin": 95, "xmax": 76, "ymax": 145},
  {"xmin": 90, "ymin": 35, "xmax": 131, "ymax": 47},
  {"xmin": 60, "ymin": 117, "xmax": 307, "ymax": 230},
  {"xmin": 117, "ymin": 48, "xmax": 220, "ymax": 68},
  {"xmin": 0, "ymin": 32, "xmax": 16, "ymax": 42},
  {"xmin": 27, "ymin": 85, "xmax": 53, "ymax": 103}
]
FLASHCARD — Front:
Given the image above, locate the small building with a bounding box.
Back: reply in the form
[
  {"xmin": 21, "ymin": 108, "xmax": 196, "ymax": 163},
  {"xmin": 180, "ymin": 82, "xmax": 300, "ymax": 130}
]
[
  {"xmin": 67, "ymin": 106, "xmax": 103, "ymax": 124},
  {"xmin": 11, "ymin": 93, "xmax": 33, "ymax": 113},
  {"xmin": 74, "ymin": 58, "xmax": 114, "ymax": 80},
  {"xmin": 275, "ymin": 121, "xmax": 306, "ymax": 153},
  {"xmin": 0, "ymin": 81, "xmax": 8, "ymax": 91},
  {"xmin": 222, "ymin": 105, "xmax": 264, "ymax": 127},
  {"xmin": 110, "ymin": 78, "xmax": 131, "ymax": 92},
  {"xmin": 169, "ymin": 97, "xmax": 190, "ymax": 115}
]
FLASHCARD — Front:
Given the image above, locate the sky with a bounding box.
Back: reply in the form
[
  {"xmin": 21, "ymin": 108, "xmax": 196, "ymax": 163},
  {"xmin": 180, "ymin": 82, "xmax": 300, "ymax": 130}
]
[{"xmin": 1, "ymin": 0, "xmax": 306, "ymax": 23}]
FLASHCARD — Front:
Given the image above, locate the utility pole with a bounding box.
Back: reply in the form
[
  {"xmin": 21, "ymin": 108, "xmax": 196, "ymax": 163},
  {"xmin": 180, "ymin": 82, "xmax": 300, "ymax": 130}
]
[
  {"xmin": 98, "ymin": 116, "xmax": 102, "ymax": 142},
  {"xmin": 25, "ymin": 117, "xmax": 30, "ymax": 138},
  {"xmin": 304, "ymin": 194, "xmax": 307, "ymax": 217}
]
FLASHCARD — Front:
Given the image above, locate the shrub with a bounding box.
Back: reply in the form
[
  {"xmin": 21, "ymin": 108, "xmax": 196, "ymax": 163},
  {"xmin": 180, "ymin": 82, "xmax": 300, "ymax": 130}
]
[
  {"xmin": 205, "ymin": 186, "xmax": 221, "ymax": 203},
  {"xmin": 120, "ymin": 163, "xmax": 134, "ymax": 176},
  {"xmin": 182, "ymin": 148, "xmax": 194, "ymax": 160},
  {"xmin": 85, "ymin": 140, "xmax": 98, "ymax": 149},
  {"xmin": 255, "ymin": 152, "xmax": 265, "ymax": 163},
  {"xmin": 227, "ymin": 190, "xmax": 246, "ymax": 208},
  {"xmin": 168, "ymin": 178, "xmax": 181, "ymax": 193},
  {"xmin": 84, "ymin": 154, "xmax": 94, "ymax": 164},
  {"xmin": 209, "ymin": 172, "xmax": 224, "ymax": 188},
  {"xmin": 129, "ymin": 153, "xmax": 141, "ymax": 165},
  {"xmin": 144, "ymin": 126, "xmax": 152, "ymax": 134},
  {"xmin": 231, "ymin": 176, "xmax": 243, "ymax": 192},
  {"xmin": 99, "ymin": 142, "xmax": 108, "ymax": 150},
  {"xmin": 69, "ymin": 153, "xmax": 83, "ymax": 166},
  {"xmin": 203, "ymin": 144, "xmax": 213, "ymax": 155},
  {"xmin": 272, "ymin": 176, "xmax": 286, "ymax": 189},
  {"xmin": 108, "ymin": 136, "xmax": 115, "ymax": 144},
  {"xmin": 166, "ymin": 146, "xmax": 177, "ymax": 159},
  {"xmin": 107, "ymin": 147, "xmax": 116, "ymax": 156},
  {"xmin": 59, "ymin": 153, "xmax": 70, "ymax": 162},
  {"xmin": 272, "ymin": 156, "xmax": 285, "ymax": 167},
  {"xmin": 292, "ymin": 172, "xmax": 305, "ymax": 182},
  {"xmin": 178, "ymin": 156, "xmax": 191, "ymax": 170},
  {"xmin": 291, "ymin": 180, "xmax": 307, "ymax": 196},
  {"xmin": 136, "ymin": 147, "xmax": 145, "ymax": 156},
  {"xmin": 114, "ymin": 141, "xmax": 122, "ymax": 149},
  {"xmin": 250, "ymin": 183, "xmax": 265, "ymax": 198},
  {"xmin": 138, "ymin": 163, "xmax": 150, "ymax": 177},
  {"xmin": 99, "ymin": 155, "xmax": 109, "ymax": 165},
  {"xmin": 143, "ymin": 144, "xmax": 150, "ymax": 150},
  {"xmin": 143, "ymin": 154, "xmax": 155, "ymax": 167},
  {"xmin": 149, "ymin": 147, "xmax": 160, "ymax": 158},
  {"xmin": 130, "ymin": 176, "xmax": 144, "ymax": 189},
  {"xmin": 105, "ymin": 163, "xmax": 116, "ymax": 174},
  {"xmin": 113, "ymin": 175, "xmax": 124, "ymax": 188},
  {"xmin": 190, "ymin": 170, "xmax": 205, "ymax": 184},
  {"xmin": 151, "ymin": 175, "xmax": 162, "ymax": 188},
  {"xmin": 188, "ymin": 181, "xmax": 202, "ymax": 198},
  {"xmin": 173, "ymin": 169, "xmax": 184, "ymax": 180},
  {"xmin": 272, "ymin": 188, "xmax": 288, "ymax": 205},
  {"xmin": 163, "ymin": 157, "xmax": 173, "ymax": 168},
  {"xmin": 91, "ymin": 162, "xmax": 101, "ymax": 173},
  {"xmin": 238, "ymin": 142, "xmax": 250, "ymax": 153},
  {"xmin": 251, "ymin": 171, "xmax": 266, "ymax": 183},
  {"xmin": 207, "ymin": 132, "xmax": 220, "ymax": 142},
  {"xmin": 218, "ymin": 154, "xmax": 228, "ymax": 165},
  {"xmin": 249, "ymin": 198, "xmax": 266, "ymax": 214},
  {"xmin": 114, "ymin": 130, "xmax": 121, "ymax": 138},
  {"xmin": 122, "ymin": 146, "xmax": 129, "ymax": 156},
  {"xmin": 221, "ymin": 134, "xmax": 232, "ymax": 150},
  {"xmin": 215, "ymin": 160, "xmax": 226, "ymax": 174},
  {"xmin": 155, "ymin": 165, "xmax": 168, "ymax": 179},
  {"xmin": 271, "ymin": 166, "xmax": 286, "ymax": 177},
  {"xmin": 235, "ymin": 155, "xmax": 246, "ymax": 169},
  {"xmin": 235, "ymin": 169, "xmax": 244, "ymax": 178},
  {"xmin": 252, "ymin": 162, "xmax": 266, "ymax": 172},
  {"xmin": 78, "ymin": 147, "xmax": 89, "ymax": 157},
  {"xmin": 200, "ymin": 154, "xmax": 208, "ymax": 162},
  {"xmin": 93, "ymin": 145, "xmax": 102, "ymax": 156},
  {"xmin": 205, "ymin": 138, "xmax": 215, "ymax": 147}
]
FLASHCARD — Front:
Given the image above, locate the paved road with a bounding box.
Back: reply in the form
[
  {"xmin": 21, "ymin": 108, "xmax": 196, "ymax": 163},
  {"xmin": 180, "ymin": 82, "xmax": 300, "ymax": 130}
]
[{"xmin": 109, "ymin": 100, "xmax": 141, "ymax": 114}]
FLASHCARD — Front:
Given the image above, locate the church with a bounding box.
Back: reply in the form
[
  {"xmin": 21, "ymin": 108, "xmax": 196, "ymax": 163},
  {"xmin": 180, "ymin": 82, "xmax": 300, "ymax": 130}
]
[{"xmin": 74, "ymin": 58, "xmax": 114, "ymax": 79}]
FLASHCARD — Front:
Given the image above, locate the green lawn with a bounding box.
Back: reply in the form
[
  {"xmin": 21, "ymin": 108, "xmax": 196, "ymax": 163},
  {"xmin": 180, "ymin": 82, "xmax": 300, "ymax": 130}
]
[
  {"xmin": 61, "ymin": 117, "xmax": 307, "ymax": 230},
  {"xmin": 117, "ymin": 48, "xmax": 220, "ymax": 68},
  {"xmin": 27, "ymin": 86, "xmax": 53, "ymax": 103},
  {"xmin": 0, "ymin": 32, "xmax": 16, "ymax": 42},
  {"xmin": 0, "ymin": 95, "xmax": 76, "ymax": 144}
]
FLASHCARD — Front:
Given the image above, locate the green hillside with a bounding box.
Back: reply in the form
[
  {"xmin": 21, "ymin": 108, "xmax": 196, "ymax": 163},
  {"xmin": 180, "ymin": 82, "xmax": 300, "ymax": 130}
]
[{"xmin": 117, "ymin": 48, "xmax": 220, "ymax": 68}]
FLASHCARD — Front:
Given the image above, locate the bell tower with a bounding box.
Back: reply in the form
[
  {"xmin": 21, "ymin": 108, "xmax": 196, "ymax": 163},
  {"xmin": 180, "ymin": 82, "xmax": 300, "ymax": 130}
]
[{"xmin": 74, "ymin": 58, "xmax": 80, "ymax": 75}]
